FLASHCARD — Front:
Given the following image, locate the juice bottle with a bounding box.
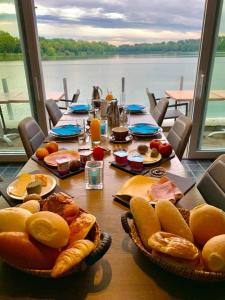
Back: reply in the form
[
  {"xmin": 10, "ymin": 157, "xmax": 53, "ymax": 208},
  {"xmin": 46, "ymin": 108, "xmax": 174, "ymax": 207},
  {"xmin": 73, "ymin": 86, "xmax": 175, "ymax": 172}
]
[{"xmin": 90, "ymin": 118, "xmax": 101, "ymax": 144}]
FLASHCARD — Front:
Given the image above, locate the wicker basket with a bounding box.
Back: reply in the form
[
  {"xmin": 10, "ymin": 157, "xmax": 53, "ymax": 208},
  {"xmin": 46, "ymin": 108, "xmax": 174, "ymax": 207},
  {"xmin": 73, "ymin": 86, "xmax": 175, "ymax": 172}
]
[
  {"xmin": 121, "ymin": 209, "xmax": 225, "ymax": 282},
  {"xmin": 4, "ymin": 209, "xmax": 111, "ymax": 278}
]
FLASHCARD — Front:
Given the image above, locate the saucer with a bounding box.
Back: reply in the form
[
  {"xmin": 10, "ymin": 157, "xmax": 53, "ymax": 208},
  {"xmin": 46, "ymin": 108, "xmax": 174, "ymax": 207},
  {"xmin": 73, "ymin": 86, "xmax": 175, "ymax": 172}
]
[{"xmin": 109, "ymin": 134, "xmax": 133, "ymax": 144}]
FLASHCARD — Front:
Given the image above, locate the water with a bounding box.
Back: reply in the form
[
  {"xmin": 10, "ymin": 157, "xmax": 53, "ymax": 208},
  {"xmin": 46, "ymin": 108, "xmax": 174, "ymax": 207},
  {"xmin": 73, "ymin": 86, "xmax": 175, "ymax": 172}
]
[{"xmin": 0, "ymin": 54, "xmax": 225, "ymax": 118}]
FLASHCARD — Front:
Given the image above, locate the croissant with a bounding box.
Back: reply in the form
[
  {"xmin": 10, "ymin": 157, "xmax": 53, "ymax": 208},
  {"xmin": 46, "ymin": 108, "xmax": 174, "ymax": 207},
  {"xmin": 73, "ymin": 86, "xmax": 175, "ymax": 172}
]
[{"xmin": 51, "ymin": 239, "xmax": 95, "ymax": 278}]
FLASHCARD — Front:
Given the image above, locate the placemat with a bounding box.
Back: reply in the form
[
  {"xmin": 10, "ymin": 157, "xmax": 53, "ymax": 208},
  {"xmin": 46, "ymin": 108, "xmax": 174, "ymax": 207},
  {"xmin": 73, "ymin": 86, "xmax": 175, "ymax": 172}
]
[
  {"xmin": 0, "ymin": 171, "xmax": 69, "ymax": 207},
  {"xmin": 110, "ymin": 152, "xmax": 175, "ymax": 175},
  {"xmin": 31, "ymin": 155, "xmax": 84, "ymax": 179},
  {"xmin": 114, "ymin": 172, "xmax": 195, "ymax": 207}
]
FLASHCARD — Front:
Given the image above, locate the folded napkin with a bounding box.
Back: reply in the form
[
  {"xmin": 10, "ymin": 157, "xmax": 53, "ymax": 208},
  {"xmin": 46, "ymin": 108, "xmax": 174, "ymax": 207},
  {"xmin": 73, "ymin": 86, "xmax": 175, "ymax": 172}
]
[
  {"xmin": 51, "ymin": 124, "xmax": 81, "ymax": 136},
  {"xmin": 148, "ymin": 176, "xmax": 183, "ymax": 204},
  {"xmin": 129, "ymin": 123, "xmax": 160, "ymax": 134}
]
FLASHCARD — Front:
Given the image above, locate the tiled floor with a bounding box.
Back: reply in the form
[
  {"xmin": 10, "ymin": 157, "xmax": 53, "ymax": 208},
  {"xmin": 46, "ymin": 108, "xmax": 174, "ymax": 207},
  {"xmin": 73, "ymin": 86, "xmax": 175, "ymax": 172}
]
[{"xmin": 0, "ymin": 160, "xmax": 213, "ymax": 182}]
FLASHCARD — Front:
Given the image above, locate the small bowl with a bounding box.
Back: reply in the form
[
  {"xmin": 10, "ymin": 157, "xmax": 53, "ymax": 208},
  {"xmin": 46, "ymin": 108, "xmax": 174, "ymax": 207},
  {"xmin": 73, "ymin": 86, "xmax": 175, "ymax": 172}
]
[
  {"xmin": 128, "ymin": 154, "xmax": 144, "ymax": 171},
  {"xmin": 114, "ymin": 150, "xmax": 128, "ymax": 166},
  {"xmin": 112, "ymin": 127, "xmax": 129, "ymax": 141}
]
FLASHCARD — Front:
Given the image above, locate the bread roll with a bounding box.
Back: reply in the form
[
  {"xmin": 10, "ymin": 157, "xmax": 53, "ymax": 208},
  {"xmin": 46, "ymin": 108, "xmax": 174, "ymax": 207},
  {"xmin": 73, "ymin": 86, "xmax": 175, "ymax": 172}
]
[
  {"xmin": 0, "ymin": 207, "xmax": 32, "ymax": 232},
  {"xmin": 130, "ymin": 196, "xmax": 160, "ymax": 249},
  {"xmin": 155, "ymin": 200, "xmax": 193, "ymax": 242},
  {"xmin": 148, "ymin": 231, "xmax": 199, "ymax": 260},
  {"xmin": 51, "ymin": 239, "xmax": 95, "ymax": 277},
  {"xmin": 20, "ymin": 200, "xmax": 40, "ymax": 214},
  {"xmin": 23, "ymin": 193, "xmax": 42, "ymax": 202},
  {"xmin": 69, "ymin": 213, "xmax": 96, "ymax": 244},
  {"xmin": 190, "ymin": 204, "xmax": 225, "ymax": 246},
  {"xmin": 202, "ymin": 234, "xmax": 225, "ymax": 272},
  {"xmin": 0, "ymin": 232, "xmax": 59, "ymax": 269},
  {"xmin": 26, "ymin": 211, "xmax": 70, "ymax": 248}
]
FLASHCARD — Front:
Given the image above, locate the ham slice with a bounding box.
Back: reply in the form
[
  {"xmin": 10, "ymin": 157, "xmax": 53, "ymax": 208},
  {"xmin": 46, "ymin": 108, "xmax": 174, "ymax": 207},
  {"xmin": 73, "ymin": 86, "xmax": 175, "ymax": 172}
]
[{"xmin": 148, "ymin": 176, "xmax": 183, "ymax": 204}]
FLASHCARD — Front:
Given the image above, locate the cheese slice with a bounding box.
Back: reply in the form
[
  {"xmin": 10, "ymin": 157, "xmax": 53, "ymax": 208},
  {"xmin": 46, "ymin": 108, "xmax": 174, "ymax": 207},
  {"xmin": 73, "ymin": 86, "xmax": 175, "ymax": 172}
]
[{"xmin": 10, "ymin": 173, "xmax": 32, "ymax": 197}]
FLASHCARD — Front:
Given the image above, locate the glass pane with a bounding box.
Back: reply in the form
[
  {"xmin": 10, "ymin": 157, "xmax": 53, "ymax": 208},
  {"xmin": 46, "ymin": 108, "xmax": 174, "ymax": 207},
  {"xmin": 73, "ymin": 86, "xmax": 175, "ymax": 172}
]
[
  {"xmin": 0, "ymin": 0, "xmax": 32, "ymax": 154},
  {"xmin": 200, "ymin": 1, "xmax": 225, "ymax": 150}
]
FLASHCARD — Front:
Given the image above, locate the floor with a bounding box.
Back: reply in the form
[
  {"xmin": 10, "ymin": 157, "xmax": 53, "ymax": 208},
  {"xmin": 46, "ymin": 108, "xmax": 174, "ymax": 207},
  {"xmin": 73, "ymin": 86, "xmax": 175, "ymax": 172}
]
[{"xmin": 0, "ymin": 159, "xmax": 212, "ymax": 182}]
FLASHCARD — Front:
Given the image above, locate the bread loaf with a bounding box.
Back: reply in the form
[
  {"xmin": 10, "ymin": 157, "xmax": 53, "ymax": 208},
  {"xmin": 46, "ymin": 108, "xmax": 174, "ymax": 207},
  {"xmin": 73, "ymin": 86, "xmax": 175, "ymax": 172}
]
[
  {"xmin": 130, "ymin": 196, "xmax": 160, "ymax": 249},
  {"xmin": 0, "ymin": 207, "xmax": 32, "ymax": 232},
  {"xmin": 148, "ymin": 231, "xmax": 199, "ymax": 260},
  {"xmin": 190, "ymin": 204, "xmax": 225, "ymax": 246},
  {"xmin": 0, "ymin": 232, "xmax": 59, "ymax": 269},
  {"xmin": 51, "ymin": 239, "xmax": 95, "ymax": 277},
  {"xmin": 69, "ymin": 213, "xmax": 96, "ymax": 244},
  {"xmin": 202, "ymin": 234, "xmax": 225, "ymax": 272},
  {"xmin": 19, "ymin": 200, "xmax": 40, "ymax": 214},
  {"xmin": 26, "ymin": 211, "xmax": 70, "ymax": 248},
  {"xmin": 155, "ymin": 200, "xmax": 193, "ymax": 242}
]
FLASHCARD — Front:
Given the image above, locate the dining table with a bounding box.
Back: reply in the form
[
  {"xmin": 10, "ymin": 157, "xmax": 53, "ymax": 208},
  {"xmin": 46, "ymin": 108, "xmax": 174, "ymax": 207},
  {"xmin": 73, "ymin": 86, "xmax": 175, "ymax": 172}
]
[{"xmin": 1, "ymin": 111, "xmax": 225, "ymax": 300}]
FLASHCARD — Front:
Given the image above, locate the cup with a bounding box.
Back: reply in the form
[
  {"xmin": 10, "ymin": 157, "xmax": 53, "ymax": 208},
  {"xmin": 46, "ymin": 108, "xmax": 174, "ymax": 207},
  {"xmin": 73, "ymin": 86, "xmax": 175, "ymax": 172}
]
[
  {"xmin": 100, "ymin": 119, "xmax": 108, "ymax": 136},
  {"xmin": 114, "ymin": 150, "xmax": 128, "ymax": 166},
  {"xmin": 112, "ymin": 126, "xmax": 129, "ymax": 141},
  {"xmin": 128, "ymin": 154, "xmax": 144, "ymax": 171},
  {"xmin": 79, "ymin": 150, "xmax": 92, "ymax": 167}
]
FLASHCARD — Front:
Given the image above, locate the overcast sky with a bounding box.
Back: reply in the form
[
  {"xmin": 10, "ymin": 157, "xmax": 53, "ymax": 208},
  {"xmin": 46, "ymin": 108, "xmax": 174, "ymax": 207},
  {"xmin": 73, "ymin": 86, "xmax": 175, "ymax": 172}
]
[{"xmin": 0, "ymin": 0, "xmax": 207, "ymax": 45}]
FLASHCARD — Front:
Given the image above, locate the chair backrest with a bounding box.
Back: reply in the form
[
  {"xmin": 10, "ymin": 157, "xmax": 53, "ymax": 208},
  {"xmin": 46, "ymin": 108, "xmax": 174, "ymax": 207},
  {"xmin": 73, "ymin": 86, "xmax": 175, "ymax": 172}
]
[
  {"xmin": 18, "ymin": 117, "xmax": 45, "ymax": 158},
  {"xmin": 197, "ymin": 155, "xmax": 225, "ymax": 210},
  {"xmin": 45, "ymin": 99, "xmax": 62, "ymax": 126},
  {"xmin": 167, "ymin": 115, "xmax": 192, "ymax": 160},
  {"xmin": 151, "ymin": 98, "xmax": 169, "ymax": 126},
  {"xmin": 146, "ymin": 88, "xmax": 157, "ymax": 113},
  {"xmin": 71, "ymin": 89, "xmax": 80, "ymax": 104}
]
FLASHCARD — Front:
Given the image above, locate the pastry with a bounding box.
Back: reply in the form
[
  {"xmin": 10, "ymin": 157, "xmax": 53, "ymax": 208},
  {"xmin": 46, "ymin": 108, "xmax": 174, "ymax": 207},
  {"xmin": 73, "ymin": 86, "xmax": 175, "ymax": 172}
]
[
  {"xmin": 190, "ymin": 204, "xmax": 225, "ymax": 246},
  {"xmin": 130, "ymin": 196, "xmax": 161, "ymax": 249},
  {"xmin": 148, "ymin": 231, "xmax": 199, "ymax": 260},
  {"xmin": 51, "ymin": 239, "xmax": 95, "ymax": 277},
  {"xmin": 9, "ymin": 173, "xmax": 32, "ymax": 197},
  {"xmin": 202, "ymin": 234, "xmax": 225, "ymax": 272},
  {"xmin": 0, "ymin": 232, "xmax": 59, "ymax": 270},
  {"xmin": 155, "ymin": 200, "xmax": 193, "ymax": 242},
  {"xmin": 26, "ymin": 180, "xmax": 42, "ymax": 195},
  {"xmin": 19, "ymin": 200, "xmax": 40, "ymax": 214},
  {"xmin": 34, "ymin": 174, "xmax": 48, "ymax": 186},
  {"xmin": 0, "ymin": 207, "xmax": 32, "ymax": 232},
  {"xmin": 26, "ymin": 211, "xmax": 70, "ymax": 248},
  {"xmin": 23, "ymin": 193, "xmax": 42, "ymax": 202},
  {"xmin": 69, "ymin": 213, "xmax": 96, "ymax": 244}
]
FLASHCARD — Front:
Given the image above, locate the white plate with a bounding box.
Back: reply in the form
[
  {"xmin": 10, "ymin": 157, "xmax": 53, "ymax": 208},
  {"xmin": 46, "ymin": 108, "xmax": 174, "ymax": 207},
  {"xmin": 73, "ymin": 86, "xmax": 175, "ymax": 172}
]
[
  {"xmin": 7, "ymin": 174, "xmax": 57, "ymax": 201},
  {"xmin": 143, "ymin": 150, "xmax": 162, "ymax": 165}
]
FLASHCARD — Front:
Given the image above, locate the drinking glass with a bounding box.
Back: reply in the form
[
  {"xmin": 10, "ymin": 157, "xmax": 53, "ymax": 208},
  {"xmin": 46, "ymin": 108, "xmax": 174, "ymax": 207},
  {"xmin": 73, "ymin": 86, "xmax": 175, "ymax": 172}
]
[{"xmin": 85, "ymin": 161, "xmax": 103, "ymax": 189}]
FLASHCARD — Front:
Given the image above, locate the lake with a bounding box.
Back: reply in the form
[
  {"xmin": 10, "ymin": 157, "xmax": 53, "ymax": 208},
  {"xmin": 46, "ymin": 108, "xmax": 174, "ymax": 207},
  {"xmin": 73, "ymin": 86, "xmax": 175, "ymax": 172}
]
[{"xmin": 0, "ymin": 54, "xmax": 225, "ymax": 118}]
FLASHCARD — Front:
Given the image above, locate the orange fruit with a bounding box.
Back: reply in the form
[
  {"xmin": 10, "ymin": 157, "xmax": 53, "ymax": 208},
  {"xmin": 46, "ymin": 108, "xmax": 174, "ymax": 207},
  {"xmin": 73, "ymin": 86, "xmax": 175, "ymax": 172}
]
[
  {"xmin": 35, "ymin": 147, "xmax": 49, "ymax": 160},
  {"xmin": 45, "ymin": 142, "xmax": 58, "ymax": 154}
]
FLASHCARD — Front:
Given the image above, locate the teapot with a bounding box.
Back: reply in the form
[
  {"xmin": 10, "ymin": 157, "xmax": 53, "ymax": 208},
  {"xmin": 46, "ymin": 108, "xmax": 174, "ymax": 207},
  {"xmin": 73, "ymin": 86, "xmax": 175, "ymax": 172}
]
[{"xmin": 92, "ymin": 86, "xmax": 102, "ymax": 100}]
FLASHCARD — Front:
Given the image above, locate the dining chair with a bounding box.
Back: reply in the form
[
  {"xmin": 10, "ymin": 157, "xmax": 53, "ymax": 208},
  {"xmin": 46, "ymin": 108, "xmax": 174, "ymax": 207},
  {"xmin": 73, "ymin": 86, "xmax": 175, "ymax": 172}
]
[
  {"xmin": 45, "ymin": 99, "xmax": 63, "ymax": 127},
  {"xmin": 151, "ymin": 98, "xmax": 169, "ymax": 126},
  {"xmin": 146, "ymin": 88, "xmax": 188, "ymax": 120},
  {"xmin": 18, "ymin": 117, "xmax": 45, "ymax": 159},
  {"xmin": 58, "ymin": 89, "xmax": 80, "ymax": 109},
  {"xmin": 167, "ymin": 115, "xmax": 192, "ymax": 160},
  {"xmin": 197, "ymin": 155, "xmax": 225, "ymax": 210}
]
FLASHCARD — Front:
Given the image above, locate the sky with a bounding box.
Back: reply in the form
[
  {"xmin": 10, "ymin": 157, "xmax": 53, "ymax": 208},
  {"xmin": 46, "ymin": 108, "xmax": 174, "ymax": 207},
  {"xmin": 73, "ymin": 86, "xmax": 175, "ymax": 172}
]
[{"xmin": 0, "ymin": 0, "xmax": 207, "ymax": 45}]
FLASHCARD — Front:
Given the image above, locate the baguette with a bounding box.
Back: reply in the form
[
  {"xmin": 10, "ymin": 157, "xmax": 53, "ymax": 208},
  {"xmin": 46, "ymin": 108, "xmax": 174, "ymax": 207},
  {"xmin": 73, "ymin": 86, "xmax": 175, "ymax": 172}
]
[
  {"xmin": 51, "ymin": 239, "xmax": 95, "ymax": 277},
  {"xmin": 130, "ymin": 196, "xmax": 160, "ymax": 249}
]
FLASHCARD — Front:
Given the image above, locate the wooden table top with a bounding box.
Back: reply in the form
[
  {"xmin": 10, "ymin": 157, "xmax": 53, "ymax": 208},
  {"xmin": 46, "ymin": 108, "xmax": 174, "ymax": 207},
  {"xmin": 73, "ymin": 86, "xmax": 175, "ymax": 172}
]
[
  {"xmin": 1, "ymin": 113, "xmax": 223, "ymax": 300},
  {"xmin": 165, "ymin": 90, "xmax": 225, "ymax": 102}
]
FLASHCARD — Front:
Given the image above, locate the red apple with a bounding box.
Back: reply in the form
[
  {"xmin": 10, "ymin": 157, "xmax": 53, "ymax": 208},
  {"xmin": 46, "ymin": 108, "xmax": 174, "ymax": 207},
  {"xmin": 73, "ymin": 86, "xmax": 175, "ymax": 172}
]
[
  {"xmin": 150, "ymin": 139, "xmax": 162, "ymax": 150},
  {"xmin": 158, "ymin": 143, "xmax": 173, "ymax": 157},
  {"xmin": 92, "ymin": 146, "xmax": 104, "ymax": 161}
]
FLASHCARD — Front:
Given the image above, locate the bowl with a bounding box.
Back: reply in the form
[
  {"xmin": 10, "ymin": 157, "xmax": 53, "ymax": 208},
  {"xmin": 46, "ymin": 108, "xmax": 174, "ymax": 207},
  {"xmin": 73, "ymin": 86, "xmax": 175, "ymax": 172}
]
[{"xmin": 112, "ymin": 127, "xmax": 129, "ymax": 141}]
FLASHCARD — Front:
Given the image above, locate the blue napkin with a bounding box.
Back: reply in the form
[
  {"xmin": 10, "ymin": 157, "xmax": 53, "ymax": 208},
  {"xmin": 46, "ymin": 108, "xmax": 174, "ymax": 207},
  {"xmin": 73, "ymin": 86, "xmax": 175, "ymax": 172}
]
[
  {"xmin": 69, "ymin": 104, "xmax": 90, "ymax": 111},
  {"xmin": 126, "ymin": 104, "xmax": 145, "ymax": 111},
  {"xmin": 129, "ymin": 123, "xmax": 160, "ymax": 134},
  {"xmin": 51, "ymin": 124, "xmax": 81, "ymax": 136}
]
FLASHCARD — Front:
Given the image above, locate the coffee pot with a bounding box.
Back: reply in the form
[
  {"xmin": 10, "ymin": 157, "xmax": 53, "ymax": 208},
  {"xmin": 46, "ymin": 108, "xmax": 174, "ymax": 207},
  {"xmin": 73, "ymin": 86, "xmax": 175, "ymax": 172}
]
[{"xmin": 107, "ymin": 99, "xmax": 120, "ymax": 127}]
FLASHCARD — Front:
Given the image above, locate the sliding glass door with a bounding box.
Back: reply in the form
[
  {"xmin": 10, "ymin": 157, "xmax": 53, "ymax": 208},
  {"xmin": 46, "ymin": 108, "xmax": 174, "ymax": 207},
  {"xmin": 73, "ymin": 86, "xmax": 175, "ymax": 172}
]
[{"xmin": 189, "ymin": 0, "xmax": 225, "ymax": 158}]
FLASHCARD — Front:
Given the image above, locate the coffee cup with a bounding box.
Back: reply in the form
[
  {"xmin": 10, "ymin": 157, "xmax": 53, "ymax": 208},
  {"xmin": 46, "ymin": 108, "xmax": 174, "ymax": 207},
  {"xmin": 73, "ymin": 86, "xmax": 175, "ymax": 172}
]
[{"xmin": 112, "ymin": 127, "xmax": 128, "ymax": 141}]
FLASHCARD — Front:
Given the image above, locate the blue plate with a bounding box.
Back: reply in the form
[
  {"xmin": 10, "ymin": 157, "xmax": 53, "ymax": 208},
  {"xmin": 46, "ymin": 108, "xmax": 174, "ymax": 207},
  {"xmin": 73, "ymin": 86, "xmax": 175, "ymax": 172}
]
[
  {"xmin": 51, "ymin": 124, "xmax": 81, "ymax": 136},
  {"xmin": 69, "ymin": 104, "xmax": 91, "ymax": 112},
  {"xmin": 129, "ymin": 123, "xmax": 161, "ymax": 135},
  {"xmin": 125, "ymin": 104, "xmax": 145, "ymax": 112}
]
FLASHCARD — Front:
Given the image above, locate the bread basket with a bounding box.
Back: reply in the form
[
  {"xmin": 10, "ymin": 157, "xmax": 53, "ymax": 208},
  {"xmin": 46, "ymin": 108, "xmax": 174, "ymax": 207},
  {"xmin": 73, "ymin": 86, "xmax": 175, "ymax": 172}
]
[
  {"xmin": 121, "ymin": 209, "xmax": 225, "ymax": 282},
  {"xmin": 4, "ymin": 208, "xmax": 111, "ymax": 278}
]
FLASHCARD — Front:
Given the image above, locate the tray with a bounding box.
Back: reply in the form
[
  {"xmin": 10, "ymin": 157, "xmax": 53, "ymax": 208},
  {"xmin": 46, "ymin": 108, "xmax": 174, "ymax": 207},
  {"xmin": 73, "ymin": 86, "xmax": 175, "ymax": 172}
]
[
  {"xmin": 32, "ymin": 155, "xmax": 84, "ymax": 179},
  {"xmin": 121, "ymin": 209, "xmax": 225, "ymax": 282}
]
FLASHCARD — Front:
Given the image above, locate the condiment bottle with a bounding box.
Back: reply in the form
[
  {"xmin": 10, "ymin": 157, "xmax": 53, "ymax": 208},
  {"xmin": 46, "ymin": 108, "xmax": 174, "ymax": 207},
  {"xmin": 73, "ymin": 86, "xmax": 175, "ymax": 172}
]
[{"xmin": 90, "ymin": 118, "xmax": 101, "ymax": 144}]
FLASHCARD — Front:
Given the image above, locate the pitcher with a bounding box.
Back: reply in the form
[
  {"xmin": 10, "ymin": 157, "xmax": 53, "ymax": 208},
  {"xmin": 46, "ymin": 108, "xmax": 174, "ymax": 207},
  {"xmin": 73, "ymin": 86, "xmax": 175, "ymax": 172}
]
[
  {"xmin": 92, "ymin": 86, "xmax": 102, "ymax": 100},
  {"xmin": 107, "ymin": 99, "xmax": 120, "ymax": 127}
]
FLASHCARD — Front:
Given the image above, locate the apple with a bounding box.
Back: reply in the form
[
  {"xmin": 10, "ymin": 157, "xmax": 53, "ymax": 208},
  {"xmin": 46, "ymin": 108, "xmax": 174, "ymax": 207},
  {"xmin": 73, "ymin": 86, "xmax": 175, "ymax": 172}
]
[
  {"xmin": 158, "ymin": 143, "xmax": 173, "ymax": 157},
  {"xmin": 150, "ymin": 139, "xmax": 162, "ymax": 150}
]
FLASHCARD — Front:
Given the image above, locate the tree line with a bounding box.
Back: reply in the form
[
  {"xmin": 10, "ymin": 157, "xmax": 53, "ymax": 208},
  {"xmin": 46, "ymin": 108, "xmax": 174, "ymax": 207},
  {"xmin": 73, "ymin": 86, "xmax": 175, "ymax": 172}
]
[{"xmin": 1, "ymin": 30, "xmax": 225, "ymax": 60}]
